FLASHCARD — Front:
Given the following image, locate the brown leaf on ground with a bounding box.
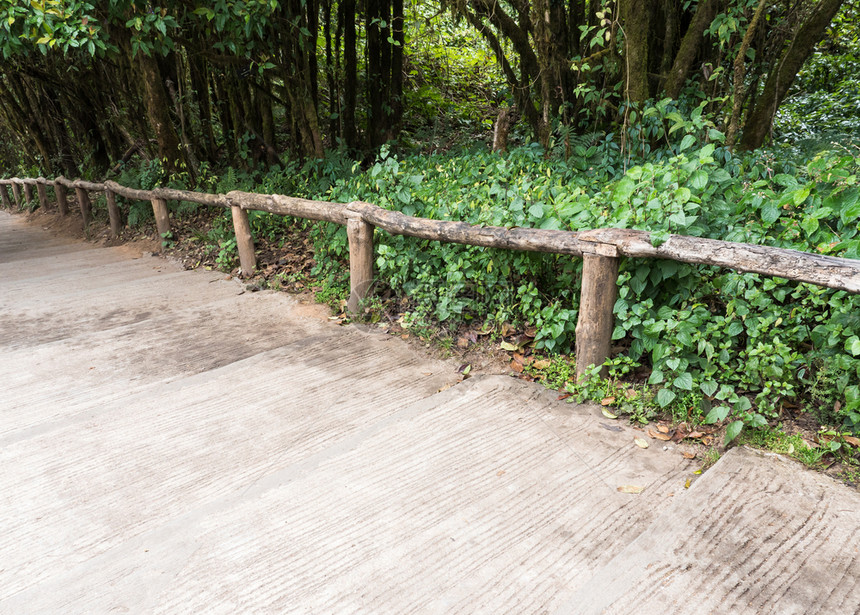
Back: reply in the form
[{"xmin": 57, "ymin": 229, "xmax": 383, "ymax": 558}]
[
  {"xmin": 533, "ymin": 359, "xmax": 552, "ymax": 370},
  {"xmin": 843, "ymin": 436, "xmax": 860, "ymax": 447},
  {"xmin": 510, "ymin": 358, "xmax": 524, "ymax": 373},
  {"xmin": 686, "ymin": 431, "xmax": 704, "ymax": 439},
  {"xmin": 657, "ymin": 425, "xmax": 670, "ymax": 434},
  {"xmin": 601, "ymin": 396, "xmax": 616, "ymax": 406},
  {"xmin": 456, "ymin": 337, "xmax": 470, "ymax": 349},
  {"xmin": 682, "ymin": 451, "xmax": 697, "ymax": 459},
  {"xmin": 647, "ymin": 429, "xmax": 672, "ymax": 441},
  {"xmin": 617, "ymin": 485, "xmax": 644, "ymax": 494}
]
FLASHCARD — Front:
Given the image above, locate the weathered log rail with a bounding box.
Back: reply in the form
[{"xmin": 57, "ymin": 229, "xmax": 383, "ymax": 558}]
[{"xmin": 2, "ymin": 175, "xmax": 859, "ymax": 378}]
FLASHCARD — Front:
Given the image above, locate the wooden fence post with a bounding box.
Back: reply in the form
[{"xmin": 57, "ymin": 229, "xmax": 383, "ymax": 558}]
[
  {"xmin": 105, "ymin": 188, "xmax": 122, "ymax": 238},
  {"xmin": 575, "ymin": 252, "xmax": 620, "ymax": 380},
  {"xmin": 346, "ymin": 213, "xmax": 375, "ymax": 313},
  {"xmin": 230, "ymin": 204, "xmax": 257, "ymax": 276},
  {"xmin": 23, "ymin": 182, "xmax": 33, "ymax": 205},
  {"xmin": 74, "ymin": 187, "xmax": 91, "ymax": 228},
  {"xmin": 36, "ymin": 178, "xmax": 51, "ymax": 212},
  {"xmin": 10, "ymin": 182, "xmax": 21, "ymax": 208},
  {"xmin": 150, "ymin": 197, "xmax": 171, "ymax": 237},
  {"xmin": 54, "ymin": 180, "xmax": 68, "ymax": 216},
  {"xmin": 0, "ymin": 184, "xmax": 11, "ymax": 209}
]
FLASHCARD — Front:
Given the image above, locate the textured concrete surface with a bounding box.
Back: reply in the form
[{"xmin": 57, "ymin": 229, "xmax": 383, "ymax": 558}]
[
  {"xmin": 2, "ymin": 210, "xmax": 859, "ymax": 614},
  {"xmin": 556, "ymin": 447, "xmax": 860, "ymax": 615}
]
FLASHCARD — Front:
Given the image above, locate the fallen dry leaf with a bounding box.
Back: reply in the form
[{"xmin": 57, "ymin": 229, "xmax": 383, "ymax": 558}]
[
  {"xmin": 625, "ymin": 388, "xmax": 637, "ymax": 399},
  {"xmin": 617, "ymin": 485, "xmax": 644, "ymax": 494},
  {"xmin": 657, "ymin": 425, "xmax": 670, "ymax": 434},
  {"xmin": 682, "ymin": 451, "xmax": 697, "ymax": 459},
  {"xmin": 686, "ymin": 431, "xmax": 704, "ymax": 439},
  {"xmin": 533, "ymin": 359, "xmax": 552, "ymax": 370},
  {"xmin": 647, "ymin": 429, "xmax": 672, "ymax": 441},
  {"xmin": 844, "ymin": 436, "xmax": 860, "ymax": 447},
  {"xmin": 557, "ymin": 393, "xmax": 571, "ymax": 401},
  {"xmin": 634, "ymin": 438, "xmax": 649, "ymax": 449},
  {"xmin": 510, "ymin": 359, "xmax": 524, "ymax": 373},
  {"xmin": 601, "ymin": 396, "xmax": 616, "ymax": 406},
  {"xmin": 456, "ymin": 337, "xmax": 470, "ymax": 349},
  {"xmin": 500, "ymin": 341, "xmax": 519, "ymax": 352}
]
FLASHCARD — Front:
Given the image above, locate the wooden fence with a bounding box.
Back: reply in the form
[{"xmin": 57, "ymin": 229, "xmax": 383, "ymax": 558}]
[{"xmin": 2, "ymin": 175, "xmax": 859, "ymax": 379}]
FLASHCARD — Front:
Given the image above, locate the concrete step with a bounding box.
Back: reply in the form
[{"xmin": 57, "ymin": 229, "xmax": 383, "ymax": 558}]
[
  {"xmin": 0, "ymin": 373, "xmax": 693, "ymax": 614},
  {"xmin": 555, "ymin": 446, "xmax": 860, "ymax": 615},
  {"xmin": 3, "ymin": 209, "xmax": 857, "ymax": 614}
]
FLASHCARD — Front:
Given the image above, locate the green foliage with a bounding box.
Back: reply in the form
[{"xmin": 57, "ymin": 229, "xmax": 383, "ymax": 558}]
[
  {"xmin": 284, "ymin": 136, "xmax": 860, "ymax": 440},
  {"xmin": 0, "ymin": 0, "xmax": 106, "ymax": 57}
]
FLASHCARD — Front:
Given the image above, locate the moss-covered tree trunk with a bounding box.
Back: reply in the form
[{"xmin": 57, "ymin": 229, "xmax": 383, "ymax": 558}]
[{"xmin": 619, "ymin": 0, "xmax": 654, "ymax": 103}]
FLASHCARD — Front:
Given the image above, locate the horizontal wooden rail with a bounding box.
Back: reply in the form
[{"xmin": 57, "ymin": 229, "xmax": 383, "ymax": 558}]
[{"xmin": 2, "ymin": 174, "xmax": 859, "ymax": 377}]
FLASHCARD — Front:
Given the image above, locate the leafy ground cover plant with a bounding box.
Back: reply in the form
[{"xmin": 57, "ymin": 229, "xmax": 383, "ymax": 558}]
[{"xmin": 283, "ymin": 137, "xmax": 860, "ymax": 445}]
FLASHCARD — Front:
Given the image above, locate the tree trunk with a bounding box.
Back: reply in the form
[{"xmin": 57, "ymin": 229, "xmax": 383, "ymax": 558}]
[
  {"xmin": 726, "ymin": 0, "xmax": 768, "ymax": 148},
  {"xmin": 619, "ymin": 0, "xmax": 654, "ymax": 103},
  {"xmin": 739, "ymin": 0, "xmax": 845, "ymax": 150},
  {"xmin": 664, "ymin": 0, "xmax": 719, "ymax": 99},
  {"xmin": 137, "ymin": 52, "xmax": 183, "ymax": 172},
  {"xmin": 342, "ymin": 0, "xmax": 358, "ymax": 149}
]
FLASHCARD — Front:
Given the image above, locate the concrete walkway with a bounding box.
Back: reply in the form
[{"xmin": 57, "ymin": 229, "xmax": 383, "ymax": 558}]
[{"xmin": 1, "ymin": 210, "xmax": 858, "ymax": 614}]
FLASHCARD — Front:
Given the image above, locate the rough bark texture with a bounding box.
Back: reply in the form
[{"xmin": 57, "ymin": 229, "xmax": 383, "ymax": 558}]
[
  {"xmin": 726, "ymin": 0, "xmax": 768, "ymax": 147},
  {"xmin": 578, "ymin": 228, "xmax": 860, "ymax": 292},
  {"xmin": 150, "ymin": 198, "xmax": 171, "ymax": 237},
  {"xmin": 10, "ymin": 182, "xmax": 22, "ymax": 208},
  {"xmin": 105, "ymin": 189, "xmax": 122, "ymax": 239},
  {"xmin": 619, "ymin": 0, "xmax": 653, "ymax": 103},
  {"xmin": 36, "ymin": 180, "xmax": 50, "ymax": 212},
  {"xmin": 575, "ymin": 254, "xmax": 620, "ymax": 379},
  {"xmin": 74, "ymin": 187, "xmax": 91, "ymax": 228},
  {"xmin": 664, "ymin": 0, "xmax": 719, "ymax": 98},
  {"xmin": 137, "ymin": 53, "xmax": 183, "ymax": 171},
  {"xmin": 349, "ymin": 201, "xmax": 618, "ymax": 257},
  {"xmin": 54, "ymin": 179, "xmax": 68, "ymax": 216},
  {"xmin": 347, "ymin": 215, "xmax": 375, "ymax": 312},
  {"xmin": 228, "ymin": 191, "xmax": 348, "ymax": 224},
  {"xmin": 231, "ymin": 205, "xmax": 257, "ymax": 277},
  {"xmin": 739, "ymin": 0, "xmax": 845, "ymax": 150}
]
